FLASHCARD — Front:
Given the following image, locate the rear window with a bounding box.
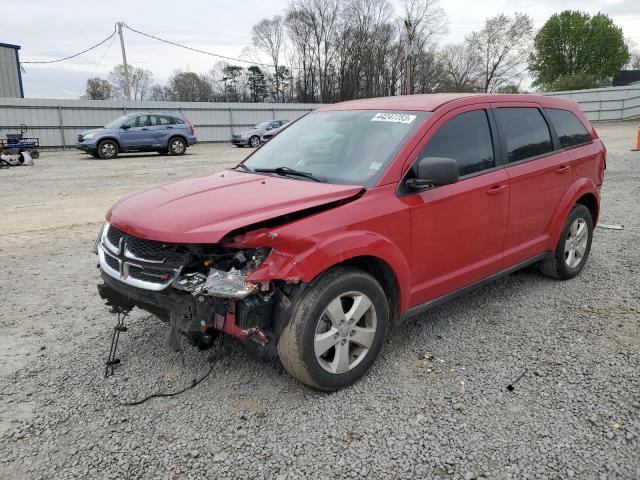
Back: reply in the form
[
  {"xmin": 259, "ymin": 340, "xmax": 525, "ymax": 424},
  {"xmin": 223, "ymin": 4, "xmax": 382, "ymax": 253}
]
[
  {"xmin": 495, "ymin": 108, "xmax": 553, "ymax": 163},
  {"xmin": 545, "ymin": 108, "xmax": 592, "ymax": 148}
]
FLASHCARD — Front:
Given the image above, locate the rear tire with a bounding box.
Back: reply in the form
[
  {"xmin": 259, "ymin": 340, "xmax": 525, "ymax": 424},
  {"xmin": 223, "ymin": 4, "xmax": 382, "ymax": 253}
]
[
  {"xmin": 277, "ymin": 266, "xmax": 389, "ymax": 391},
  {"xmin": 540, "ymin": 204, "xmax": 593, "ymax": 279},
  {"xmin": 97, "ymin": 140, "xmax": 119, "ymax": 159},
  {"xmin": 168, "ymin": 137, "xmax": 187, "ymax": 156},
  {"xmin": 249, "ymin": 135, "xmax": 260, "ymax": 148}
]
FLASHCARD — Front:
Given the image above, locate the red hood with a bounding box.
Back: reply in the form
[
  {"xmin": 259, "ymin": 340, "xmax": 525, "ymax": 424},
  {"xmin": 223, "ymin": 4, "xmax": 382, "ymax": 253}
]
[{"xmin": 107, "ymin": 170, "xmax": 363, "ymax": 243}]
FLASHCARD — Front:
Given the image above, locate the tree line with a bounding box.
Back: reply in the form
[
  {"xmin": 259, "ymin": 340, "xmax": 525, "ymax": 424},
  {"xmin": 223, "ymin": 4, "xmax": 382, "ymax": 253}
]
[{"xmin": 82, "ymin": 1, "xmax": 636, "ymax": 103}]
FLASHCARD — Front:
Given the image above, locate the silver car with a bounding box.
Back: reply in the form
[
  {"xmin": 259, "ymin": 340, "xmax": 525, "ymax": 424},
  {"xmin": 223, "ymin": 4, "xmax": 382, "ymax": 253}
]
[{"xmin": 231, "ymin": 120, "xmax": 289, "ymax": 148}]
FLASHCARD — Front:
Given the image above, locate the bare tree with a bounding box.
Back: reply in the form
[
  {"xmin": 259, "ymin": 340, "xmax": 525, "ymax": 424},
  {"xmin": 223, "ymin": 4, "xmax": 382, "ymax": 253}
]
[
  {"xmin": 439, "ymin": 42, "xmax": 482, "ymax": 92},
  {"xmin": 165, "ymin": 71, "xmax": 213, "ymax": 102},
  {"xmin": 148, "ymin": 84, "xmax": 169, "ymax": 101},
  {"xmin": 108, "ymin": 65, "xmax": 154, "ymax": 100},
  {"xmin": 252, "ymin": 15, "xmax": 286, "ymax": 102},
  {"xmin": 467, "ymin": 13, "xmax": 533, "ymax": 92},
  {"xmin": 81, "ymin": 78, "xmax": 113, "ymax": 100}
]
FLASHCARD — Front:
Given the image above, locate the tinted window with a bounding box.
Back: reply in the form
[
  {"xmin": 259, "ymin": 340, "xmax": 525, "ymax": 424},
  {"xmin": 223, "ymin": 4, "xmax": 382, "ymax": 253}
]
[
  {"xmin": 420, "ymin": 109, "xmax": 495, "ymax": 176},
  {"xmin": 495, "ymin": 108, "xmax": 553, "ymax": 162},
  {"xmin": 545, "ymin": 108, "xmax": 592, "ymax": 148},
  {"xmin": 152, "ymin": 115, "xmax": 175, "ymax": 126}
]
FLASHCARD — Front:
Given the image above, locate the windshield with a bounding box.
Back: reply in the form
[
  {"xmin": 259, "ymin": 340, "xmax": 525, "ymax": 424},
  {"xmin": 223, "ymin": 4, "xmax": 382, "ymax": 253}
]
[
  {"xmin": 104, "ymin": 115, "xmax": 131, "ymax": 129},
  {"xmin": 242, "ymin": 110, "xmax": 428, "ymax": 186},
  {"xmin": 254, "ymin": 121, "xmax": 270, "ymax": 129}
]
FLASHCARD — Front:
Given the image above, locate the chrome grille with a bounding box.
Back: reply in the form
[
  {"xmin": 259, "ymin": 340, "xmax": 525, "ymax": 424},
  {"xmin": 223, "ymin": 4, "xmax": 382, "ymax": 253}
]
[{"xmin": 98, "ymin": 223, "xmax": 184, "ymax": 291}]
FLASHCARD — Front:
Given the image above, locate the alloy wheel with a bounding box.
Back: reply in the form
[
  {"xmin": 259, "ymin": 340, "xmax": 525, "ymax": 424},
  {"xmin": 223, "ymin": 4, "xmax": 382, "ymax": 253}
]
[
  {"xmin": 171, "ymin": 139, "xmax": 185, "ymax": 154},
  {"xmin": 101, "ymin": 143, "xmax": 116, "ymax": 157},
  {"xmin": 314, "ymin": 291, "xmax": 377, "ymax": 375},
  {"xmin": 564, "ymin": 217, "xmax": 588, "ymax": 268}
]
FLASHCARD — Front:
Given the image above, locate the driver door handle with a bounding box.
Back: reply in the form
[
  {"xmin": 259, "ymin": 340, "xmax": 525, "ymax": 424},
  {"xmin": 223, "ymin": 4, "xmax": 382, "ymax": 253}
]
[
  {"xmin": 556, "ymin": 165, "xmax": 570, "ymax": 174},
  {"xmin": 487, "ymin": 184, "xmax": 507, "ymax": 195}
]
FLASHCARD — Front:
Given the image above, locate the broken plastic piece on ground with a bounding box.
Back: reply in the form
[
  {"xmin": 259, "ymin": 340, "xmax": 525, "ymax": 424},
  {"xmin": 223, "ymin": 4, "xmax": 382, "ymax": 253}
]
[
  {"xmin": 506, "ymin": 369, "xmax": 528, "ymax": 392},
  {"xmin": 596, "ymin": 224, "xmax": 624, "ymax": 230}
]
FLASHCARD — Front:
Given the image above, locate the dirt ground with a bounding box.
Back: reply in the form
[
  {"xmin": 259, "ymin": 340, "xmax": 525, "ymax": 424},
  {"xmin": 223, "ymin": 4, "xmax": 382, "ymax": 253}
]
[{"xmin": 1, "ymin": 126, "xmax": 639, "ymax": 479}]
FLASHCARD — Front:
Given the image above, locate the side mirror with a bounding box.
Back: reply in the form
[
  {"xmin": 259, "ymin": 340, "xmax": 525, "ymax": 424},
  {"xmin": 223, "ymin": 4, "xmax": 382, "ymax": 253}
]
[
  {"xmin": 406, "ymin": 157, "xmax": 459, "ymax": 190},
  {"xmin": 121, "ymin": 124, "xmax": 130, "ymax": 130}
]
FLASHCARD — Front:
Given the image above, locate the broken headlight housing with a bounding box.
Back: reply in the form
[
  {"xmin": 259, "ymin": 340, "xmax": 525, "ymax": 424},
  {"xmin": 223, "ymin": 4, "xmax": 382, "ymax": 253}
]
[{"xmin": 173, "ymin": 248, "xmax": 269, "ymax": 298}]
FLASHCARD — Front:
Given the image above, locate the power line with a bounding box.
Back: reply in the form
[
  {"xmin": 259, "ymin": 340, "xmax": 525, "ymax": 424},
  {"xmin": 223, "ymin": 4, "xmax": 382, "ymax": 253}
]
[
  {"xmin": 22, "ymin": 26, "xmax": 117, "ymax": 64},
  {"xmin": 122, "ymin": 22, "xmax": 291, "ymax": 70}
]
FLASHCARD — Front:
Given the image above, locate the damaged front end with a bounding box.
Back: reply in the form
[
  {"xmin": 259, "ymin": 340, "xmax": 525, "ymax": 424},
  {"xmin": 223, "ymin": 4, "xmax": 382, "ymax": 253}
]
[{"xmin": 96, "ymin": 223, "xmax": 293, "ymax": 356}]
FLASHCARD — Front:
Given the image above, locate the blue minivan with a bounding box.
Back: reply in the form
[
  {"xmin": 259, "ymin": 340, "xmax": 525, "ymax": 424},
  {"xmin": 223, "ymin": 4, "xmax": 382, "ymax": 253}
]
[{"xmin": 76, "ymin": 112, "xmax": 197, "ymax": 159}]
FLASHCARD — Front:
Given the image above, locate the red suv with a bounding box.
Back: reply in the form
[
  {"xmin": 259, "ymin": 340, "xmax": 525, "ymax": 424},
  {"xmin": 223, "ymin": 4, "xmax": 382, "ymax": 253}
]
[{"xmin": 96, "ymin": 94, "xmax": 605, "ymax": 390}]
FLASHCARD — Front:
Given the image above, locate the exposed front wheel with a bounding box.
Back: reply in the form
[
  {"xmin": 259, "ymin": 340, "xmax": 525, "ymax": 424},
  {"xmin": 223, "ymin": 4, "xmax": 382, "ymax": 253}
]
[
  {"xmin": 168, "ymin": 138, "xmax": 186, "ymax": 155},
  {"xmin": 97, "ymin": 140, "xmax": 119, "ymax": 159},
  {"xmin": 540, "ymin": 204, "xmax": 593, "ymax": 279},
  {"xmin": 277, "ymin": 267, "xmax": 389, "ymax": 391},
  {"xmin": 249, "ymin": 135, "xmax": 260, "ymax": 148}
]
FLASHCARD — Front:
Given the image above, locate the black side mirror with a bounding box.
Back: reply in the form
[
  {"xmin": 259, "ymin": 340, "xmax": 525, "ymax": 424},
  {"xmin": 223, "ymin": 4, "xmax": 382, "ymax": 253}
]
[
  {"xmin": 121, "ymin": 124, "xmax": 130, "ymax": 130},
  {"xmin": 406, "ymin": 157, "xmax": 459, "ymax": 190}
]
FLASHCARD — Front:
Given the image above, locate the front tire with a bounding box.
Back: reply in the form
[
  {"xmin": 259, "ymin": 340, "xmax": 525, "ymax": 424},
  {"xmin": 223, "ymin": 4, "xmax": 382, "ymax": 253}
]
[
  {"xmin": 249, "ymin": 135, "xmax": 260, "ymax": 148},
  {"xmin": 168, "ymin": 137, "xmax": 187, "ymax": 156},
  {"xmin": 97, "ymin": 140, "xmax": 119, "ymax": 159},
  {"xmin": 540, "ymin": 204, "xmax": 593, "ymax": 279},
  {"xmin": 277, "ymin": 267, "xmax": 389, "ymax": 391}
]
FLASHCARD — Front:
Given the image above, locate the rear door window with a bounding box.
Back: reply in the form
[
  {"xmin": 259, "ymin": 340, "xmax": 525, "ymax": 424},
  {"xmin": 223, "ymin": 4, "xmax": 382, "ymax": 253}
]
[
  {"xmin": 545, "ymin": 108, "xmax": 592, "ymax": 148},
  {"xmin": 495, "ymin": 108, "xmax": 553, "ymax": 163},
  {"xmin": 419, "ymin": 109, "xmax": 495, "ymax": 177}
]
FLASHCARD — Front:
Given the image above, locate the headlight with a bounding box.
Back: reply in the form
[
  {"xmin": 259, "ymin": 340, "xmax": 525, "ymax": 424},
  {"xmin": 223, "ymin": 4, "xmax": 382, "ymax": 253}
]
[
  {"xmin": 173, "ymin": 248, "xmax": 269, "ymax": 298},
  {"xmin": 83, "ymin": 133, "xmax": 96, "ymax": 140},
  {"xmin": 174, "ymin": 268, "xmax": 257, "ymax": 298}
]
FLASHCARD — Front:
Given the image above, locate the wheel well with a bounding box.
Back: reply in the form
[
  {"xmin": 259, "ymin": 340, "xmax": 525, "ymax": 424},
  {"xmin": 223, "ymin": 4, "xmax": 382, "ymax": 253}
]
[
  {"xmin": 340, "ymin": 256, "xmax": 400, "ymax": 325},
  {"xmin": 168, "ymin": 135, "xmax": 187, "ymax": 146},
  {"xmin": 98, "ymin": 137, "xmax": 120, "ymax": 149},
  {"xmin": 576, "ymin": 193, "xmax": 598, "ymax": 224}
]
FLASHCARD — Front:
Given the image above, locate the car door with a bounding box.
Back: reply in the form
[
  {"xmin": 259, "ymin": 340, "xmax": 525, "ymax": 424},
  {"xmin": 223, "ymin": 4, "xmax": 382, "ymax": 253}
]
[
  {"xmin": 119, "ymin": 114, "xmax": 154, "ymax": 149},
  {"xmin": 148, "ymin": 115, "xmax": 175, "ymax": 147},
  {"xmin": 405, "ymin": 104, "xmax": 510, "ymax": 306},
  {"xmin": 492, "ymin": 104, "xmax": 572, "ymax": 266}
]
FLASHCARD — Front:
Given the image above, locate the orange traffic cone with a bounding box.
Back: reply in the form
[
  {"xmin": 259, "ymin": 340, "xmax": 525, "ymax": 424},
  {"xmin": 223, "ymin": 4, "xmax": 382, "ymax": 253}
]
[{"xmin": 633, "ymin": 126, "xmax": 640, "ymax": 151}]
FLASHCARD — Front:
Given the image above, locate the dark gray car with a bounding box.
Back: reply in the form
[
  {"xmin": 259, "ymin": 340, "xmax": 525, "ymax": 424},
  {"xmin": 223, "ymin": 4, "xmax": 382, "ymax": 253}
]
[{"xmin": 231, "ymin": 120, "xmax": 289, "ymax": 148}]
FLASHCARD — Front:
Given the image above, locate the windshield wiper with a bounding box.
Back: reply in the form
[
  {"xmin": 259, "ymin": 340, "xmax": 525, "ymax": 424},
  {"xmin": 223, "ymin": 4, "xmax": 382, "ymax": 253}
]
[
  {"xmin": 234, "ymin": 163, "xmax": 252, "ymax": 172},
  {"xmin": 253, "ymin": 166, "xmax": 323, "ymax": 182}
]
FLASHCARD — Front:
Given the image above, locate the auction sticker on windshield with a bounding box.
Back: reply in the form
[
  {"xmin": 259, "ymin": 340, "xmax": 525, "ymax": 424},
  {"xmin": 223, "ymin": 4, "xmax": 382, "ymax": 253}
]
[{"xmin": 371, "ymin": 112, "xmax": 416, "ymax": 124}]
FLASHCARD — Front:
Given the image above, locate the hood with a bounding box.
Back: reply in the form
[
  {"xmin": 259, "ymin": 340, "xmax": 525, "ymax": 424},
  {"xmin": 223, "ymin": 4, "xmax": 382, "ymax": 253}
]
[
  {"xmin": 107, "ymin": 170, "xmax": 363, "ymax": 244},
  {"xmin": 236, "ymin": 128, "xmax": 259, "ymax": 136},
  {"xmin": 81, "ymin": 128, "xmax": 104, "ymax": 136}
]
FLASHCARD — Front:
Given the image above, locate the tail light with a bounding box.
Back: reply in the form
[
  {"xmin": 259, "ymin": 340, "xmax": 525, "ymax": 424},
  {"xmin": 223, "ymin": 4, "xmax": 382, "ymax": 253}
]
[{"xmin": 184, "ymin": 116, "xmax": 194, "ymax": 134}]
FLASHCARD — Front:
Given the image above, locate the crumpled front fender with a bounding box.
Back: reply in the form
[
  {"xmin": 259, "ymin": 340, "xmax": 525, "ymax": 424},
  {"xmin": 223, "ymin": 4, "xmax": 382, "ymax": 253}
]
[{"xmin": 235, "ymin": 229, "xmax": 412, "ymax": 313}]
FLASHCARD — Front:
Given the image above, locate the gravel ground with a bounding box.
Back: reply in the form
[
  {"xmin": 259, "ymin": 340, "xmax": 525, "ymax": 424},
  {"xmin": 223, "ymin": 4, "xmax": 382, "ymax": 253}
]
[{"xmin": 1, "ymin": 128, "xmax": 639, "ymax": 480}]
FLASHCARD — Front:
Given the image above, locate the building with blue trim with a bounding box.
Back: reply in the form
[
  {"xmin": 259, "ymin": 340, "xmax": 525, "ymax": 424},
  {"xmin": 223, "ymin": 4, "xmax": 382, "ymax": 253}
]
[{"xmin": 0, "ymin": 42, "xmax": 24, "ymax": 98}]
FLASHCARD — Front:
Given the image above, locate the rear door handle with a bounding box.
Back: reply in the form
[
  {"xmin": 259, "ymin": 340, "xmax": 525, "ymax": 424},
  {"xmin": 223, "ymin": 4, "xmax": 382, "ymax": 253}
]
[
  {"xmin": 166, "ymin": 126, "xmax": 173, "ymax": 129},
  {"xmin": 556, "ymin": 165, "xmax": 570, "ymax": 174},
  {"xmin": 141, "ymin": 128, "xmax": 149, "ymax": 131},
  {"xmin": 487, "ymin": 184, "xmax": 507, "ymax": 195}
]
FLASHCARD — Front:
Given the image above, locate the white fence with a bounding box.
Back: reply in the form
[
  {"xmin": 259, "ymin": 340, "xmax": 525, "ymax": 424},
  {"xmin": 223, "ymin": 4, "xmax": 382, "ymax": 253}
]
[
  {"xmin": 1, "ymin": 88, "xmax": 637, "ymax": 148},
  {"xmin": 0, "ymin": 98, "xmax": 321, "ymax": 147},
  {"xmin": 544, "ymin": 85, "xmax": 640, "ymax": 121}
]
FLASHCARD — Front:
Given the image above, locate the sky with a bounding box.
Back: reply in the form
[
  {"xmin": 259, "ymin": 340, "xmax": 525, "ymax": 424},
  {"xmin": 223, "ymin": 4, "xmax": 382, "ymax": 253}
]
[{"xmin": 3, "ymin": 0, "xmax": 639, "ymax": 98}]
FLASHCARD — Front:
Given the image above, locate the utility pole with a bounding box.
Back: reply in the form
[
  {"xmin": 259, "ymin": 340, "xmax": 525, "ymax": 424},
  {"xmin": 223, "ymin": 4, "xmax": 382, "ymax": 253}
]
[
  {"xmin": 404, "ymin": 19, "xmax": 413, "ymax": 96},
  {"xmin": 117, "ymin": 22, "xmax": 131, "ymax": 101}
]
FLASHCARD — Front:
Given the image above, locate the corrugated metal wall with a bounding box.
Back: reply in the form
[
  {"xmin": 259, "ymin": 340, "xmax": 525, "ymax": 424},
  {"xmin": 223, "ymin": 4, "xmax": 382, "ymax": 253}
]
[
  {"xmin": 544, "ymin": 86, "xmax": 640, "ymax": 121},
  {"xmin": 0, "ymin": 46, "xmax": 22, "ymax": 98},
  {"xmin": 0, "ymin": 98, "xmax": 321, "ymax": 147}
]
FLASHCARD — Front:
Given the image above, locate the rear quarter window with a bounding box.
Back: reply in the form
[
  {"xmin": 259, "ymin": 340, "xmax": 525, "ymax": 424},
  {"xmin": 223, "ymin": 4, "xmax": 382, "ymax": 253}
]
[
  {"xmin": 495, "ymin": 107, "xmax": 553, "ymax": 163},
  {"xmin": 545, "ymin": 108, "xmax": 592, "ymax": 148}
]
